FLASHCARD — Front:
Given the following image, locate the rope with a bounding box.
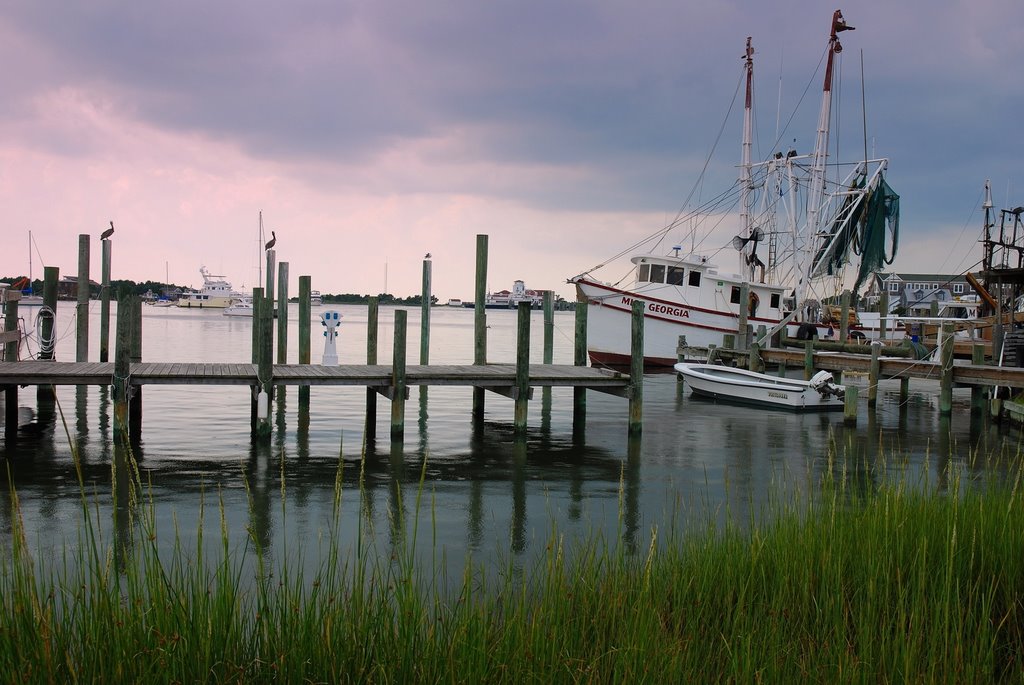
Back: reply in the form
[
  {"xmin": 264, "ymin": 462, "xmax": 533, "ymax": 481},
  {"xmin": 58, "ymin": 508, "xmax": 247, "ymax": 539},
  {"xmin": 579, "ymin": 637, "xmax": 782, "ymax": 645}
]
[{"xmin": 34, "ymin": 305, "xmax": 56, "ymax": 358}]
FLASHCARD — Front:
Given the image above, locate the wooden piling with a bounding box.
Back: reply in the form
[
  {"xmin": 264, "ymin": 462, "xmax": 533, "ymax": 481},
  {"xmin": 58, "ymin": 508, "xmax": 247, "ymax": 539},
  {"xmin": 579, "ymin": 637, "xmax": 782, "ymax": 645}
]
[
  {"xmin": 843, "ymin": 385, "xmax": 858, "ymax": 425},
  {"xmin": 472, "ymin": 234, "xmax": 488, "ymax": 421},
  {"xmin": 900, "ymin": 376, "xmax": 910, "ymax": 405},
  {"xmin": 514, "ymin": 302, "xmax": 531, "ymax": 433},
  {"xmin": 366, "ymin": 296, "xmax": 379, "ymax": 435},
  {"xmin": 37, "ymin": 266, "xmax": 59, "ymax": 401},
  {"xmin": 255, "ymin": 287, "xmax": 273, "ymax": 439},
  {"xmin": 40, "ymin": 266, "xmax": 58, "ymax": 361},
  {"xmin": 838, "ymin": 290, "xmax": 851, "ymax": 342},
  {"xmin": 264, "ymin": 249, "xmax": 276, "ymax": 307},
  {"xmin": 113, "ymin": 294, "xmax": 132, "ymax": 439},
  {"xmin": 737, "ymin": 282, "xmax": 749, "ymax": 351},
  {"xmin": 629, "ymin": 300, "xmax": 643, "ymax": 434},
  {"xmin": 939, "ymin": 321, "xmax": 954, "ymax": 415},
  {"xmin": 250, "ymin": 287, "xmax": 262, "ymax": 431},
  {"xmin": 99, "ymin": 239, "xmax": 112, "ymax": 362},
  {"xmin": 748, "ymin": 342, "xmax": 762, "ymax": 373},
  {"xmin": 420, "ymin": 258, "xmax": 431, "ymax": 365},
  {"xmin": 879, "ymin": 290, "xmax": 889, "ymax": 341},
  {"xmin": 298, "ymin": 276, "xmax": 311, "ymax": 408},
  {"xmin": 573, "ymin": 294, "xmax": 588, "ymax": 433},
  {"xmin": 76, "ymin": 234, "xmax": 90, "ymax": 363},
  {"xmin": 4, "ymin": 297, "xmax": 17, "ymax": 440},
  {"xmin": 804, "ymin": 340, "xmax": 814, "ymax": 380},
  {"xmin": 971, "ymin": 344, "xmax": 986, "ymax": 414},
  {"xmin": 128, "ymin": 296, "xmax": 143, "ymax": 437},
  {"xmin": 542, "ymin": 290, "xmax": 554, "ymax": 407},
  {"xmin": 276, "ymin": 262, "xmax": 289, "ymax": 364},
  {"xmin": 391, "ymin": 309, "xmax": 408, "ymax": 438},
  {"xmin": 868, "ymin": 341, "xmax": 881, "ymax": 407}
]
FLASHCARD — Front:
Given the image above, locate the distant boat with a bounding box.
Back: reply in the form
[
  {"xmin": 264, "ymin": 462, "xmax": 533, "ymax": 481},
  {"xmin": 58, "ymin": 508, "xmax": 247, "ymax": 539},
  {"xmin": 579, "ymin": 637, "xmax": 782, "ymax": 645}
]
[
  {"xmin": 13, "ymin": 231, "xmax": 44, "ymax": 306},
  {"xmin": 674, "ymin": 363, "xmax": 845, "ymax": 411},
  {"xmin": 177, "ymin": 266, "xmax": 237, "ymax": 308},
  {"xmin": 223, "ymin": 298, "xmax": 254, "ymax": 317},
  {"xmin": 310, "ymin": 290, "xmax": 323, "ymax": 306},
  {"xmin": 446, "ymin": 298, "xmax": 463, "ymax": 307}
]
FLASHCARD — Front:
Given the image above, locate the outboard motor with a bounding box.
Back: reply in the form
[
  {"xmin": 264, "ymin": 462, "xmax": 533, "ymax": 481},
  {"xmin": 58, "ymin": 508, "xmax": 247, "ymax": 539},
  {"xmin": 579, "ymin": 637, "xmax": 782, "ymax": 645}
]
[{"xmin": 808, "ymin": 370, "xmax": 845, "ymax": 399}]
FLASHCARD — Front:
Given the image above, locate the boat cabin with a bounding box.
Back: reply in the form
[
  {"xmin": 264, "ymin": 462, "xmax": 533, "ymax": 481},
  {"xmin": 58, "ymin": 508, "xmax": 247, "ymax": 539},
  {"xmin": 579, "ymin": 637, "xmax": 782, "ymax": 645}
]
[{"xmin": 631, "ymin": 253, "xmax": 787, "ymax": 318}]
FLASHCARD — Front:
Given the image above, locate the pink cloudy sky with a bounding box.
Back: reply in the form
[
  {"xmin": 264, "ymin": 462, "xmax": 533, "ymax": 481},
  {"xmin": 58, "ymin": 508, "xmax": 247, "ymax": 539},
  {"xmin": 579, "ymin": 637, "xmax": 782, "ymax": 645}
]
[{"xmin": 0, "ymin": 0, "xmax": 1020, "ymax": 301}]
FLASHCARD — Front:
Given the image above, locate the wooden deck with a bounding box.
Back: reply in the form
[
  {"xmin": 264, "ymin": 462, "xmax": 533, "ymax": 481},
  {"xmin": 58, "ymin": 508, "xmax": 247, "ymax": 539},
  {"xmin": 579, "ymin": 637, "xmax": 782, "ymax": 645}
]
[{"xmin": 0, "ymin": 361, "xmax": 632, "ymax": 395}]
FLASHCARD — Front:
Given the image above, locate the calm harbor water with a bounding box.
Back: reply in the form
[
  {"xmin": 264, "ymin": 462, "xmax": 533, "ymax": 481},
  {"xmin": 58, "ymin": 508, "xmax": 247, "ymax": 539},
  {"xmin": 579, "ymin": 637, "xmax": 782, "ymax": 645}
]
[{"xmin": 2, "ymin": 301, "xmax": 1021, "ymax": 574}]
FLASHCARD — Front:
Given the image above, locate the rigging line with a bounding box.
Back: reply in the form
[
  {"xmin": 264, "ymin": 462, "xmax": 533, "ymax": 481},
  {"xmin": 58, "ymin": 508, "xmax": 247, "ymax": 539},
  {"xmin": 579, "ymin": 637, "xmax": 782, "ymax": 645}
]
[
  {"xmin": 937, "ymin": 186, "xmax": 986, "ymax": 275},
  {"xmin": 652, "ymin": 67, "xmax": 747, "ymax": 254},
  {"xmin": 581, "ymin": 183, "xmax": 745, "ymax": 274}
]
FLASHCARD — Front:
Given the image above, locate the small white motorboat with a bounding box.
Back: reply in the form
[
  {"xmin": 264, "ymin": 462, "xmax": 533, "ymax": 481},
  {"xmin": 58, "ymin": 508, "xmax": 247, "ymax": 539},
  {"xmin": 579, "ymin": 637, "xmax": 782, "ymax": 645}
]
[
  {"xmin": 674, "ymin": 363, "xmax": 846, "ymax": 411},
  {"xmin": 223, "ymin": 299, "xmax": 254, "ymax": 317}
]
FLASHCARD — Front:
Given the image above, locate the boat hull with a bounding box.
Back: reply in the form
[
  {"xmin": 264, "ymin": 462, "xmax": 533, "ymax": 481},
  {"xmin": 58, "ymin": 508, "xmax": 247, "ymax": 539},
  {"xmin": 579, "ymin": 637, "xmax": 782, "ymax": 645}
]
[
  {"xmin": 576, "ymin": 279, "xmax": 903, "ymax": 367},
  {"xmin": 674, "ymin": 363, "xmax": 844, "ymax": 411}
]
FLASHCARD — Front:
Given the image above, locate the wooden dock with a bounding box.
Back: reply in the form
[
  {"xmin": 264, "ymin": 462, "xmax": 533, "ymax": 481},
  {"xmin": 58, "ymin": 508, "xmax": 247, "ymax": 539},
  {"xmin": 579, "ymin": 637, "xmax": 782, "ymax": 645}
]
[{"xmin": 0, "ymin": 361, "xmax": 631, "ymax": 394}]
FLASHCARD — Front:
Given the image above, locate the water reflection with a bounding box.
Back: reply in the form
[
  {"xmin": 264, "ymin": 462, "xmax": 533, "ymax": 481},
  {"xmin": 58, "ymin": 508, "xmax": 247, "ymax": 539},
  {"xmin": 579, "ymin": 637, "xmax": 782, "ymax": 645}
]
[{"xmin": 3, "ymin": 335, "xmax": 1024, "ymax": 576}]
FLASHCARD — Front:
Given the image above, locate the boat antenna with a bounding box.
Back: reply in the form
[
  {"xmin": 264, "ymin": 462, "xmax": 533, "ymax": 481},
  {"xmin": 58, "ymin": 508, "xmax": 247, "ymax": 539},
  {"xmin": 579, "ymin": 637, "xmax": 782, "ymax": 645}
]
[
  {"xmin": 860, "ymin": 49, "xmax": 868, "ymax": 168},
  {"xmin": 739, "ymin": 36, "xmax": 754, "ymax": 277}
]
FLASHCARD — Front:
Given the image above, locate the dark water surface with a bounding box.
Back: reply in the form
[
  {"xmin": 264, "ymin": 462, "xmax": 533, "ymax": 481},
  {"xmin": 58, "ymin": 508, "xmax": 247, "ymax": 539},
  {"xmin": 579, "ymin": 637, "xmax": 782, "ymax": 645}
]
[{"xmin": 2, "ymin": 302, "xmax": 1021, "ymax": 574}]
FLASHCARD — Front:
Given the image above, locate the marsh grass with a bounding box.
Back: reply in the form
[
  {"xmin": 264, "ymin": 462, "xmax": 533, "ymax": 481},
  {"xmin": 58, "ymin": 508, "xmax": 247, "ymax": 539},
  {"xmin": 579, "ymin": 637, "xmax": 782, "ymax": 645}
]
[{"xmin": 2, "ymin": 434, "xmax": 1024, "ymax": 683}]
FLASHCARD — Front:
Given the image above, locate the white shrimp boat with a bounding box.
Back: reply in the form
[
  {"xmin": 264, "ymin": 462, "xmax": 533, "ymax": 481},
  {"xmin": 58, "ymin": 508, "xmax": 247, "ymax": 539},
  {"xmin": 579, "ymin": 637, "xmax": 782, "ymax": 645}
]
[
  {"xmin": 571, "ymin": 11, "xmax": 901, "ymax": 367},
  {"xmin": 674, "ymin": 363, "xmax": 846, "ymax": 411}
]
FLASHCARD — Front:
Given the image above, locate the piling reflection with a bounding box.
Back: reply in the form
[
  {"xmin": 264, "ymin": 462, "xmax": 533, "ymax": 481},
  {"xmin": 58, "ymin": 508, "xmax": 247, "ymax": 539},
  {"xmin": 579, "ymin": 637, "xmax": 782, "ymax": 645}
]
[
  {"xmin": 622, "ymin": 435, "xmax": 641, "ymax": 554},
  {"xmin": 510, "ymin": 437, "xmax": 527, "ymax": 554},
  {"xmin": 387, "ymin": 438, "xmax": 407, "ymax": 550},
  {"xmin": 246, "ymin": 440, "xmax": 274, "ymax": 552},
  {"xmin": 112, "ymin": 433, "xmax": 135, "ymax": 572}
]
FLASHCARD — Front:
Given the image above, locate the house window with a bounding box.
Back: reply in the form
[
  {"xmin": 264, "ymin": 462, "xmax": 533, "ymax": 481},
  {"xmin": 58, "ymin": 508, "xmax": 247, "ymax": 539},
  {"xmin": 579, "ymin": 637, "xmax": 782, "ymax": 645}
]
[
  {"xmin": 688, "ymin": 270, "xmax": 701, "ymax": 287},
  {"xmin": 730, "ymin": 286, "xmax": 741, "ymax": 304},
  {"xmin": 638, "ymin": 264, "xmax": 650, "ymax": 282},
  {"xmin": 889, "ymin": 282, "xmax": 900, "ymax": 293},
  {"xmin": 649, "ymin": 264, "xmax": 666, "ymax": 283},
  {"xmin": 667, "ymin": 267, "xmax": 685, "ymax": 286},
  {"xmin": 953, "ymin": 283, "xmax": 964, "ymax": 294}
]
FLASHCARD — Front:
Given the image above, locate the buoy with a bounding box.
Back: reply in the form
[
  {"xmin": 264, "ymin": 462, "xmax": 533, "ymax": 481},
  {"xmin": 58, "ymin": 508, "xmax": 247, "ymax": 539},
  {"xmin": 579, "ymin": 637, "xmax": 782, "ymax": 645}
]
[{"xmin": 257, "ymin": 389, "xmax": 269, "ymax": 419}]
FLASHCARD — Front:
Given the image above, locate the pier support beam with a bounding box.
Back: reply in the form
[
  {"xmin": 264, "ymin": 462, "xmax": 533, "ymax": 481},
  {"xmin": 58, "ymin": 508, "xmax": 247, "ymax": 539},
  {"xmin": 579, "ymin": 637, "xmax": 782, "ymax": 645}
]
[
  {"xmin": 843, "ymin": 385, "xmax": 858, "ymax": 426},
  {"xmin": 472, "ymin": 235, "xmax": 488, "ymax": 423},
  {"xmin": 76, "ymin": 234, "xmax": 90, "ymax": 362},
  {"xmin": 628, "ymin": 300, "xmax": 644, "ymax": 435},
  {"xmin": 838, "ymin": 290, "xmax": 851, "ymax": 343},
  {"xmin": 391, "ymin": 309, "xmax": 408, "ymax": 438},
  {"xmin": 420, "ymin": 256, "xmax": 432, "ymax": 405},
  {"xmin": 113, "ymin": 294, "xmax": 133, "ymax": 440},
  {"xmin": 573, "ymin": 296, "xmax": 588, "ymax": 435},
  {"xmin": 971, "ymin": 344, "xmax": 986, "ymax": 414},
  {"xmin": 129, "ymin": 297, "xmax": 143, "ymax": 439},
  {"xmin": 514, "ymin": 301, "xmax": 531, "ymax": 433},
  {"xmin": 276, "ymin": 261, "xmax": 289, "ymax": 365},
  {"xmin": 100, "ymin": 238, "xmax": 112, "ymax": 362},
  {"xmin": 939, "ymin": 321, "xmax": 954, "ymax": 415},
  {"xmin": 366, "ymin": 297, "xmax": 379, "ymax": 437},
  {"xmin": 37, "ymin": 266, "xmax": 59, "ymax": 402},
  {"xmin": 868, "ymin": 341, "xmax": 881, "ymax": 408},
  {"xmin": 737, "ymin": 282, "xmax": 749, "ymax": 351},
  {"xmin": 4, "ymin": 297, "xmax": 18, "ymax": 441},
  {"xmin": 804, "ymin": 340, "xmax": 814, "ymax": 380},
  {"xmin": 298, "ymin": 275, "xmax": 311, "ymax": 408},
  {"xmin": 879, "ymin": 290, "xmax": 889, "ymax": 341}
]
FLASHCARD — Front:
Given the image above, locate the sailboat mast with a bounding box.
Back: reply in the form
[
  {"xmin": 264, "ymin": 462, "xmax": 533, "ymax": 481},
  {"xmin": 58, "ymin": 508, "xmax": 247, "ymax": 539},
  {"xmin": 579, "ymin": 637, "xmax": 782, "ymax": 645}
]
[
  {"xmin": 795, "ymin": 9, "xmax": 853, "ymax": 313},
  {"xmin": 982, "ymin": 179, "xmax": 994, "ymax": 272},
  {"xmin": 739, "ymin": 37, "xmax": 754, "ymax": 277}
]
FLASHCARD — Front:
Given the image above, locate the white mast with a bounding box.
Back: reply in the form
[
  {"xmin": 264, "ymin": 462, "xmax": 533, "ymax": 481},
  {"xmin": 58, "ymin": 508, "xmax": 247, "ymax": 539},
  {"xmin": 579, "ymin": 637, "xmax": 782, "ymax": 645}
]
[
  {"xmin": 795, "ymin": 10, "xmax": 853, "ymax": 315},
  {"xmin": 739, "ymin": 37, "xmax": 754, "ymax": 278}
]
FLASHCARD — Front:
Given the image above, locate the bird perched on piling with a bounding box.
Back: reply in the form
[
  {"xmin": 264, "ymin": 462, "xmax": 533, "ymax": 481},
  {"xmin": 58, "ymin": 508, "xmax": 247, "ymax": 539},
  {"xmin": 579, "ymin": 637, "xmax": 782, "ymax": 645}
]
[
  {"xmin": 101, "ymin": 221, "xmax": 114, "ymax": 240},
  {"xmin": 424, "ymin": 252, "xmax": 432, "ymax": 259},
  {"xmin": 265, "ymin": 230, "xmax": 276, "ymax": 250}
]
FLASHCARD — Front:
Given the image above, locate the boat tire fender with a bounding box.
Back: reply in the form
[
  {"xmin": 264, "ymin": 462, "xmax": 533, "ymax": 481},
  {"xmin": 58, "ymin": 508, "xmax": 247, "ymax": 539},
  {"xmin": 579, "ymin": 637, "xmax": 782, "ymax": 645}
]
[{"xmin": 795, "ymin": 323, "xmax": 818, "ymax": 341}]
